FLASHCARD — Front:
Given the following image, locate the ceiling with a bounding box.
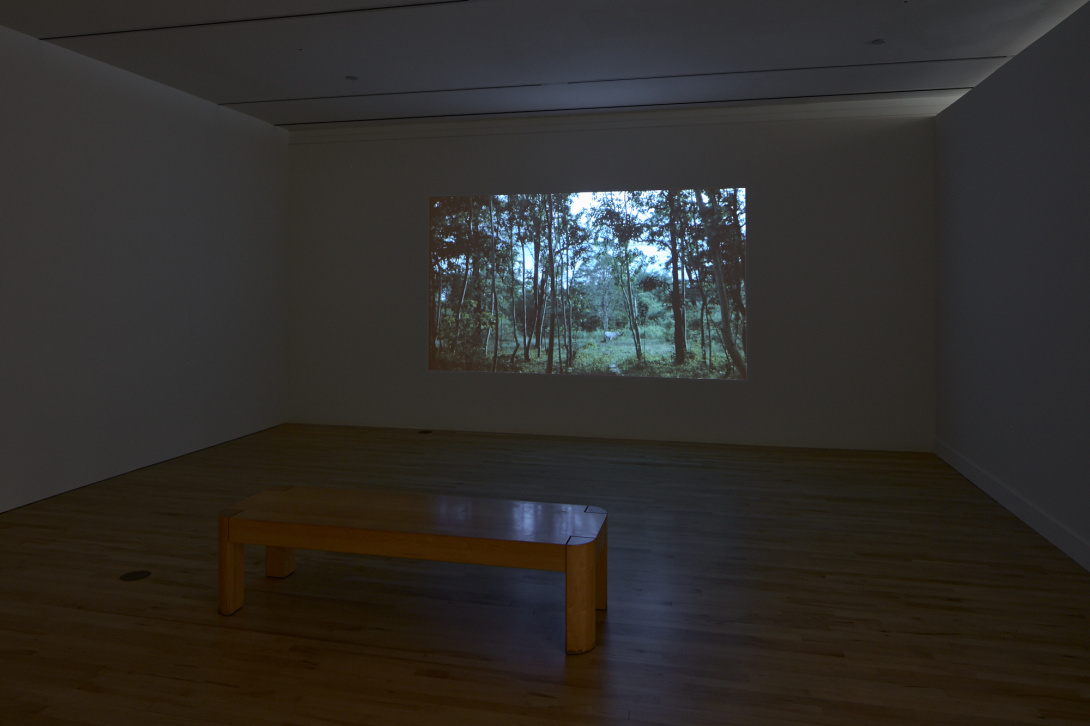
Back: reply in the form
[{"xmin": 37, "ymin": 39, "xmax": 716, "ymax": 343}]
[{"xmin": 2, "ymin": 0, "xmax": 1086, "ymax": 127}]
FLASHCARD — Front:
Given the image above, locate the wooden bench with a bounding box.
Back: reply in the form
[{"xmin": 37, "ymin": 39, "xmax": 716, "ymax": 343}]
[{"xmin": 218, "ymin": 486, "xmax": 608, "ymax": 654}]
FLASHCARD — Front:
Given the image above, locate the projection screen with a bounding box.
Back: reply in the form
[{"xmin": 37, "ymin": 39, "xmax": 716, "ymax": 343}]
[{"xmin": 429, "ymin": 189, "xmax": 746, "ymax": 379}]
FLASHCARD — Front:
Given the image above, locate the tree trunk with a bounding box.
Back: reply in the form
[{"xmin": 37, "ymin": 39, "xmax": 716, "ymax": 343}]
[
  {"xmin": 689, "ymin": 258, "xmax": 709, "ymax": 365},
  {"xmin": 520, "ymin": 207, "xmax": 530, "ymax": 363},
  {"xmin": 489, "ymin": 196, "xmax": 499, "ymax": 372},
  {"xmin": 696, "ymin": 190, "xmax": 746, "ymax": 377},
  {"xmin": 467, "ymin": 199, "xmax": 483, "ymax": 370},
  {"xmin": 546, "ymin": 195, "xmax": 557, "ymax": 374},
  {"xmin": 532, "ymin": 198, "xmax": 542, "ymax": 356},
  {"xmin": 469, "ymin": 254, "xmax": 482, "ymax": 370},
  {"xmin": 509, "ymin": 200, "xmax": 522, "ymax": 365},
  {"xmin": 451, "ymin": 253, "xmax": 471, "ymax": 359},
  {"xmin": 429, "ymin": 268, "xmax": 441, "ymax": 368},
  {"xmin": 565, "ymin": 245, "xmax": 574, "ymax": 368},
  {"xmin": 668, "ymin": 191, "xmax": 687, "ymax": 365},
  {"xmin": 621, "ymin": 193, "xmax": 642, "ymax": 361}
]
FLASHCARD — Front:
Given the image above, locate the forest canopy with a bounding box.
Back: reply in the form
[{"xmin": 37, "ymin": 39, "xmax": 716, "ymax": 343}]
[{"xmin": 429, "ymin": 189, "xmax": 746, "ymax": 379}]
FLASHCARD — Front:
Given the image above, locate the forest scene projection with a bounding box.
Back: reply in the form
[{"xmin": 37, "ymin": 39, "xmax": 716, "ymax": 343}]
[{"xmin": 429, "ymin": 189, "xmax": 746, "ymax": 379}]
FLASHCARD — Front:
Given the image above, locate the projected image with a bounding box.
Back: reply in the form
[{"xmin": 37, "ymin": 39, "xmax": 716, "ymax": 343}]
[{"xmin": 429, "ymin": 190, "xmax": 746, "ymax": 379}]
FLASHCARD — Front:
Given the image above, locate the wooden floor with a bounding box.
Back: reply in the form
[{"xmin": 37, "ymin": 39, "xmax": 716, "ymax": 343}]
[{"xmin": 1, "ymin": 424, "xmax": 1088, "ymax": 725}]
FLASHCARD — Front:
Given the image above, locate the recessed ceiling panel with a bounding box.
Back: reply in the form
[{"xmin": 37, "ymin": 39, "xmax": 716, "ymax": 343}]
[
  {"xmin": 0, "ymin": 0, "xmax": 1085, "ymax": 125},
  {"xmin": 225, "ymin": 57, "xmax": 1008, "ymax": 125},
  {"xmin": 0, "ymin": 0, "xmax": 440, "ymax": 37}
]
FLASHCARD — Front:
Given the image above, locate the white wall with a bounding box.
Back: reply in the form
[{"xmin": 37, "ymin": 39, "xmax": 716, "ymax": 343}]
[
  {"xmin": 287, "ymin": 108, "xmax": 937, "ymax": 450},
  {"xmin": 0, "ymin": 26, "xmax": 289, "ymax": 512},
  {"xmin": 936, "ymin": 4, "xmax": 1090, "ymax": 569}
]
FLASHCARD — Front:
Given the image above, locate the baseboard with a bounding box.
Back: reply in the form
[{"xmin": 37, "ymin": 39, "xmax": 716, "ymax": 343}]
[{"xmin": 934, "ymin": 437, "xmax": 1090, "ymax": 573}]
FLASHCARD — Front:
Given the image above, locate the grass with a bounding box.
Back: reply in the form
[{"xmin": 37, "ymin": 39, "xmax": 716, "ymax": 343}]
[{"xmin": 444, "ymin": 328, "xmax": 740, "ymax": 379}]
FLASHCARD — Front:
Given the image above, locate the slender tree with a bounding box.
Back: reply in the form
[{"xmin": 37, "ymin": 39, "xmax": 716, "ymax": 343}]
[
  {"xmin": 666, "ymin": 191, "xmax": 688, "ymax": 364},
  {"xmin": 695, "ymin": 189, "xmax": 746, "ymax": 377},
  {"xmin": 618, "ymin": 193, "xmax": 643, "ymax": 360},
  {"xmin": 507, "ymin": 196, "xmax": 522, "ymax": 366},
  {"xmin": 545, "ymin": 194, "xmax": 557, "ymax": 374},
  {"xmin": 488, "ymin": 196, "xmax": 500, "ymax": 371}
]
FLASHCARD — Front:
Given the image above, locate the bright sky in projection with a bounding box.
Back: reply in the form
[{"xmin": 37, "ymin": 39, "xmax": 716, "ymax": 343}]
[
  {"xmin": 568, "ymin": 190, "xmax": 746, "ymax": 273},
  {"xmin": 568, "ymin": 191, "xmax": 668, "ymax": 270}
]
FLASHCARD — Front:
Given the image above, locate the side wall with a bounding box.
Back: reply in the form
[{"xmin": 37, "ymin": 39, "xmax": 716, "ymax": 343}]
[
  {"xmin": 287, "ymin": 108, "xmax": 937, "ymax": 450},
  {"xmin": 936, "ymin": 4, "xmax": 1090, "ymax": 569},
  {"xmin": 0, "ymin": 26, "xmax": 289, "ymax": 512}
]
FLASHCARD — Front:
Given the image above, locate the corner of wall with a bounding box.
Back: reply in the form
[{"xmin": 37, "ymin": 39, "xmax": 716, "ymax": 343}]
[{"xmin": 934, "ymin": 438, "xmax": 1090, "ymax": 573}]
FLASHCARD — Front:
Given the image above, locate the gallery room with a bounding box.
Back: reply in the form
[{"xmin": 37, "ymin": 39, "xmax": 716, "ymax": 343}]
[{"xmin": 2, "ymin": 1, "xmax": 1088, "ymax": 723}]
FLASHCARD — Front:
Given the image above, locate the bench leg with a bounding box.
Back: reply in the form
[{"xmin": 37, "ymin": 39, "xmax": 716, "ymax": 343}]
[
  {"xmin": 266, "ymin": 546, "xmax": 295, "ymax": 578},
  {"xmin": 596, "ymin": 524, "xmax": 608, "ymax": 611},
  {"xmin": 565, "ymin": 537, "xmax": 597, "ymax": 655},
  {"xmin": 218, "ymin": 511, "xmax": 244, "ymax": 615}
]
